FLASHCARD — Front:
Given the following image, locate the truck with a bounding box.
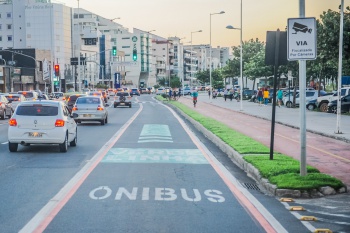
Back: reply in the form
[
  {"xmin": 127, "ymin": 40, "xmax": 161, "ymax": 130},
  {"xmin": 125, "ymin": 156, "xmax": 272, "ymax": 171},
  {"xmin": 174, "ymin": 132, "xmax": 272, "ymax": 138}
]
[{"xmin": 316, "ymin": 87, "xmax": 350, "ymax": 112}]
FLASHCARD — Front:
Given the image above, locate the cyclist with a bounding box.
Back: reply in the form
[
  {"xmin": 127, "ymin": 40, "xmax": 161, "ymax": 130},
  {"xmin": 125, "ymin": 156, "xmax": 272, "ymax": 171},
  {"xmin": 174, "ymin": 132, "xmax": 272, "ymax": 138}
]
[{"xmin": 191, "ymin": 89, "xmax": 198, "ymax": 107}]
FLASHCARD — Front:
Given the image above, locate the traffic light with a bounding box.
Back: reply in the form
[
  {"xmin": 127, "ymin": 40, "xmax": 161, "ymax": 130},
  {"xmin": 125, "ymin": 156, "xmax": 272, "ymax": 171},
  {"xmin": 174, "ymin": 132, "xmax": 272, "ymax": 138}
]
[
  {"xmin": 54, "ymin": 80, "xmax": 59, "ymax": 86},
  {"xmin": 54, "ymin": 65, "xmax": 59, "ymax": 76},
  {"xmin": 112, "ymin": 46, "xmax": 117, "ymax": 56},
  {"xmin": 132, "ymin": 49, "xmax": 137, "ymax": 61}
]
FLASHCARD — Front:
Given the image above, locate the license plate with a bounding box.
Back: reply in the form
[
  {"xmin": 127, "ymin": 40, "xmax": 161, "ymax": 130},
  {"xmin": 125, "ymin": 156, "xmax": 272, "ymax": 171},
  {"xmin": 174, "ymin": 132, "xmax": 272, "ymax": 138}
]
[
  {"xmin": 29, "ymin": 132, "xmax": 42, "ymax": 137},
  {"xmin": 120, "ymin": 103, "xmax": 125, "ymax": 106},
  {"xmin": 83, "ymin": 114, "xmax": 93, "ymax": 117}
]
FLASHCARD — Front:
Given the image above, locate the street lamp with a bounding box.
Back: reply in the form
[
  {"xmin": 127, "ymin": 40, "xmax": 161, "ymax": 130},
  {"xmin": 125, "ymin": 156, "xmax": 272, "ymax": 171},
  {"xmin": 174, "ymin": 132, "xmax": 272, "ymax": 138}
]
[
  {"xmin": 226, "ymin": 1, "xmax": 243, "ymax": 111},
  {"xmin": 210, "ymin": 11, "xmax": 225, "ymax": 99},
  {"xmin": 146, "ymin": 30, "xmax": 155, "ymax": 88},
  {"xmin": 190, "ymin": 30, "xmax": 202, "ymax": 87}
]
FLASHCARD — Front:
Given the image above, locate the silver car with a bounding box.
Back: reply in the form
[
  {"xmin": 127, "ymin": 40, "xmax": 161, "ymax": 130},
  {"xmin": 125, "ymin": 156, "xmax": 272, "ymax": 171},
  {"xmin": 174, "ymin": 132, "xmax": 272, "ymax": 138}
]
[
  {"xmin": 71, "ymin": 96, "xmax": 108, "ymax": 125},
  {"xmin": 4, "ymin": 93, "xmax": 26, "ymax": 112}
]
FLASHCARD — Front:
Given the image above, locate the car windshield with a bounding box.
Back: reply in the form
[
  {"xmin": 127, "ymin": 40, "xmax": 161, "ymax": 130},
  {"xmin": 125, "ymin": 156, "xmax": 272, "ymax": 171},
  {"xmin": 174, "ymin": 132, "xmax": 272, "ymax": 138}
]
[
  {"xmin": 16, "ymin": 105, "xmax": 58, "ymax": 116},
  {"xmin": 76, "ymin": 97, "xmax": 100, "ymax": 104}
]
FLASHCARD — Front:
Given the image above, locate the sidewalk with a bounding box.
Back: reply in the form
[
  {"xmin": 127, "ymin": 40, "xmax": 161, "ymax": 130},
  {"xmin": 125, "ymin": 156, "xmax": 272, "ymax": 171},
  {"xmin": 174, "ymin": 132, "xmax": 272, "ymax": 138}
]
[{"xmin": 177, "ymin": 94, "xmax": 350, "ymax": 189}]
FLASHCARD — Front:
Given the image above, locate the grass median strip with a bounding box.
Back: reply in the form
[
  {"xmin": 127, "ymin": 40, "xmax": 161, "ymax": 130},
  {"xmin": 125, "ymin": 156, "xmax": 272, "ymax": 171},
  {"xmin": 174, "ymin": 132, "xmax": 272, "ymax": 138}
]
[{"xmin": 161, "ymin": 97, "xmax": 345, "ymax": 191}]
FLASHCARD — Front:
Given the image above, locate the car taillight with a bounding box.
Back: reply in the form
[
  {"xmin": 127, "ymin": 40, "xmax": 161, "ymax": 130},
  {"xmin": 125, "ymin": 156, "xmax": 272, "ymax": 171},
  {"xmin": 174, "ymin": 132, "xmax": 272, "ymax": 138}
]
[
  {"xmin": 97, "ymin": 105, "xmax": 104, "ymax": 111},
  {"xmin": 72, "ymin": 106, "xmax": 78, "ymax": 111},
  {"xmin": 9, "ymin": 118, "xmax": 17, "ymax": 126},
  {"xmin": 63, "ymin": 97, "xmax": 66, "ymax": 100},
  {"xmin": 55, "ymin": 119, "xmax": 65, "ymax": 127}
]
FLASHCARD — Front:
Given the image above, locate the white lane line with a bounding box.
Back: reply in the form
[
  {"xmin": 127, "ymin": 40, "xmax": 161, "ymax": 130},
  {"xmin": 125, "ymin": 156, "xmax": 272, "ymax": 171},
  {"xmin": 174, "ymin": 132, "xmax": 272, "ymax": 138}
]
[
  {"xmin": 20, "ymin": 104, "xmax": 144, "ymax": 233},
  {"xmin": 161, "ymin": 102, "xmax": 288, "ymax": 233},
  {"xmin": 2, "ymin": 142, "xmax": 9, "ymax": 145}
]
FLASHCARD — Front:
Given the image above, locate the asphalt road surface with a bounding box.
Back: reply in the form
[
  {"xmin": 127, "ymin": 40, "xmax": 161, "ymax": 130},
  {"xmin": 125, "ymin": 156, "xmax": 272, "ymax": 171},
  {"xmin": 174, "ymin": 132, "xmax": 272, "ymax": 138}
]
[{"xmin": 0, "ymin": 94, "xmax": 348, "ymax": 232}]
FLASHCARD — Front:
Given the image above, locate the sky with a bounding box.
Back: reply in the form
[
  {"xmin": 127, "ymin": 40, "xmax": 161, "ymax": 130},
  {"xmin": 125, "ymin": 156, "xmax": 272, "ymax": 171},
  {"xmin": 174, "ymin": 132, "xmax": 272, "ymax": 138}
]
[{"xmin": 56, "ymin": 0, "xmax": 347, "ymax": 48}]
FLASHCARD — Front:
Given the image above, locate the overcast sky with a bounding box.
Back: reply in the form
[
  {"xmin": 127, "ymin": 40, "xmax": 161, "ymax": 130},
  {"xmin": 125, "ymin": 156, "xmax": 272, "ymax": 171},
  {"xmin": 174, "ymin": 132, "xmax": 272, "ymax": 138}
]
[{"xmin": 56, "ymin": 0, "xmax": 347, "ymax": 48}]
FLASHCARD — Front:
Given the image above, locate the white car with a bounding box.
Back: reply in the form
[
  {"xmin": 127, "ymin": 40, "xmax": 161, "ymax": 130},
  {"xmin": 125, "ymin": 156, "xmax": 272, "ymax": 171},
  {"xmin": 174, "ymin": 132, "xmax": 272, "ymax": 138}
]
[
  {"xmin": 8, "ymin": 100, "xmax": 77, "ymax": 152},
  {"xmin": 283, "ymin": 90, "xmax": 318, "ymax": 108},
  {"xmin": 71, "ymin": 96, "xmax": 108, "ymax": 125}
]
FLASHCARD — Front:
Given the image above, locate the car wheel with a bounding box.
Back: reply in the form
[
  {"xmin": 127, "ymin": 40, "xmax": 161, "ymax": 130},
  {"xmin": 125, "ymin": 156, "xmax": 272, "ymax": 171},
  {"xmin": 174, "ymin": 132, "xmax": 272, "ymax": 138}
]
[
  {"xmin": 331, "ymin": 106, "xmax": 337, "ymax": 114},
  {"xmin": 9, "ymin": 142, "xmax": 18, "ymax": 152},
  {"xmin": 105, "ymin": 116, "xmax": 108, "ymax": 124},
  {"xmin": 129, "ymin": 104, "xmax": 132, "ymax": 108},
  {"xmin": 70, "ymin": 129, "xmax": 77, "ymax": 146},
  {"xmin": 307, "ymin": 104, "xmax": 315, "ymax": 111},
  {"xmin": 0, "ymin": 111, "xmax": 5, "ymax": 120},
  {"xmin": 114, "ymin": 103, "xmax": 117, "ymax": 108},
  {"xmin": 319, "ymin": 102, "xmax": 328, "ymax": 112},
  {"xmin": 59, "ymin": 133, "xmax": 68, "ymax": 152},
  {"xmin": 286, "ymin": 101, "xmax": 292, "ymax": 108},
  {"xmin": 101, "ymin": 119, "xmax": 105, "ymax": 125}
]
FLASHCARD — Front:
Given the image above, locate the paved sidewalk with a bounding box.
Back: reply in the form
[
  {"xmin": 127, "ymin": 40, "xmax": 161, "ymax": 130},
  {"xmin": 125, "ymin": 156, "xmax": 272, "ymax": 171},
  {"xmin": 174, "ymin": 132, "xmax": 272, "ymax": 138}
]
[{"xmin": 177, "ymin": 94, "xmax": 350, "ymax": 189}]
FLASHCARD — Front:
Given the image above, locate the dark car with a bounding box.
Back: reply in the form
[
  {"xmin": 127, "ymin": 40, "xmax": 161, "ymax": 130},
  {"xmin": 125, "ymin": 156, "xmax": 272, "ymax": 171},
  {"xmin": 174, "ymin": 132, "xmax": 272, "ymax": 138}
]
[
  {"xmin": 66, "ymin": 94, "xmax": 87, "ymax": 112},
  {"xmin": 327, "ymin": 94, "xmax": 350, "ymax": 114},
  {"xmin": 130, "ymin": 88, "xmax": 140, "ymax": 96},
  {"xmin": 114, "ymin": 91, "xmax": 132, "ymax": 108},
  {"xmin": 243, "ymin": 89, "xmax": 256, "ymax": 100}
]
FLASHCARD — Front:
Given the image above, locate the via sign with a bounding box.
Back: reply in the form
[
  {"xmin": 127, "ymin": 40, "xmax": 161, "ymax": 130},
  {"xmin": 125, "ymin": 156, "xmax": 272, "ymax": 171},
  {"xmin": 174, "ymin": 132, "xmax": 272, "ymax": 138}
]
[{"xmin": 287, "ymin": 17, "xmax": 317, "ymax": 60}]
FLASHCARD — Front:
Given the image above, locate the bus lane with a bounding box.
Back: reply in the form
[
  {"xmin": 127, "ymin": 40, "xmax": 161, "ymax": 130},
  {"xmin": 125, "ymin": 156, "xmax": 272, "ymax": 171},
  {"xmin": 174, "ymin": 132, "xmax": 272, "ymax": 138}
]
[{"xmin": 21, "ymin": 99, "xmax": 296, "ymax": 233}]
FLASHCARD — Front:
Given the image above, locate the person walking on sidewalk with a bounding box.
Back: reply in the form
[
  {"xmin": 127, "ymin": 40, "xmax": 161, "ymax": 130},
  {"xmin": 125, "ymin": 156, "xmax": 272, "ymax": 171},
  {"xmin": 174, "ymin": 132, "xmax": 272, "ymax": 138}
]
[
  {"xmin": 223, "ymin": 89, "xmax": 228, "ymax": 101},
  {"xmin": 191, "ymin": 89, "xmax": 199, "ymax": 107},
  {"xmin": 263, "ymin": 88, "xmax": 269, "ymax": 106},
  {"xmin": 277, "ymin": 88, "xmax": 283, "ymax": 107},
  {"xmin": 208, "ymin": 88, "xmax": 211, "ymax": 99},
  {"xmin": 257, "ymin": 88, "xmax": 263, "ymax": 106}
]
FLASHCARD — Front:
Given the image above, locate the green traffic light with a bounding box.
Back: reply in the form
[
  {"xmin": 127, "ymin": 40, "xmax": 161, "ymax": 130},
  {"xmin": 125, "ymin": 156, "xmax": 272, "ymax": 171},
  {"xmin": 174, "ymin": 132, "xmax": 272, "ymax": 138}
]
[{"xmin": 112, "ymin": 46, "xmax": 117, "ymax": 56}]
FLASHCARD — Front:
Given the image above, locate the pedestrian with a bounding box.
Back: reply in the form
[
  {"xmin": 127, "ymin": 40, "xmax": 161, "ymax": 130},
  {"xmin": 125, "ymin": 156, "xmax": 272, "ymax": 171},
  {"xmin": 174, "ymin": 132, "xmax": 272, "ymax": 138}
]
[
  {"xmin": 263, "ymin": 88, "xmax": 269, "ymax": 106},
  {"xmin": 223, "ymin": 89, "xmax": 228, "ymax": 101},
  {"xmin": 257, "ymin": 88, "xmax": 263, "ymax": 106},
  {"xmin": 277, "ymin": 88, "xmax": 283, "ymax": 107},
  {"xmin": 168, "ymin": 88, "xmax": 172, "ymax": 101},
  {"xmin": 208, "ymin": 88, "xmax": 211, "ymax": 99},
  {"xmin": 229, "ymin": 88, "xmax": 234, "ymax": 101}
]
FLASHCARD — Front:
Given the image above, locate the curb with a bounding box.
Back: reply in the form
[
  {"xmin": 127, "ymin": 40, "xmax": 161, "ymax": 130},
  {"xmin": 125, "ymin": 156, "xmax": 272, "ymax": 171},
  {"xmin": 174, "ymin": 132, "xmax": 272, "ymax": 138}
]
[{"xmin": 169, "ymin": 102, "xmax": 348, "ymax": 198}]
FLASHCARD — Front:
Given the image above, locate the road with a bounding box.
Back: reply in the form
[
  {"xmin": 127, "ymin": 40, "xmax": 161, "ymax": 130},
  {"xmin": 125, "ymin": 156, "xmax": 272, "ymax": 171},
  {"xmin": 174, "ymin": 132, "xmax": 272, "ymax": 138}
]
[{"xmin": 0, "ymin": 94, "xmax": 348, "ymax": 232}]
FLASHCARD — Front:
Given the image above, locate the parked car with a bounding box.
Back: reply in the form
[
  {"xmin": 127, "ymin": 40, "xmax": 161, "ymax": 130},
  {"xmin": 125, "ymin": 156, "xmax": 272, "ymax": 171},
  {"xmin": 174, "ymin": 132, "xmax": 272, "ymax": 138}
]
[
  {"xmin": 0, "ymin": 95, "xmax": 13, "ymax": 119},
  {"xmin": 283, "ymin": 90, "xmax": 319, "ymax": 108},
  {"xmin": 243, "ymin": 89, "xmax": 256, "ymax": 100},
  {"xmin": 7, "ymin": 100, "xmax": 77, "ymax": 152},
  {"xmin": 183, "ymin": 87, "xmax": 192, "ymax": 95},
  {"xmin": 317, "ymin": 87, "xmax": 350, "ymax": 112},
  {"xmin": 71, "ymin": 96, "xmax": 109, "ymax": 125},
  {"xmin": 130, "ymin": 88, "xmax": 140, "ymax": 96},
  {"xmin": 327, "ymin": 94, "xmax": 350, "ymax": 114},
  {"xmin": 4, "ymin": 93, "xmax": 26, "ymax": 112},
  {"xmin": 156, "ymin": 88, "xmax": 164, "ymax": 95},
  {"xmin": 306, "ymin": 99, "xmax": 317, "ymax": 111}
]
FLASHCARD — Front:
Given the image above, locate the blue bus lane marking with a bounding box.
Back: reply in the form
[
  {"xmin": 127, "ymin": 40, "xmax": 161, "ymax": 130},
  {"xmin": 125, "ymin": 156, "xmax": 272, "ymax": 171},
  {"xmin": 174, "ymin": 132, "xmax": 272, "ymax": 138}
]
[{"xmin": 101, "ymin": 148, "xmax": 209, "ymax": 164}]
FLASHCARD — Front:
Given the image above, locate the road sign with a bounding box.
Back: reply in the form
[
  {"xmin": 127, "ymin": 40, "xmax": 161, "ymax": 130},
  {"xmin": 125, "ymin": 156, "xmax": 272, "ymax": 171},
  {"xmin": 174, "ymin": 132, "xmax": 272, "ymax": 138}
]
[
  {"xmin": 287, "ymin": 17, "xmax": 317, "ymax": 60},
  {"xmin": 113, "ymin": 61, "xmax": 138, "ymax": 67}
]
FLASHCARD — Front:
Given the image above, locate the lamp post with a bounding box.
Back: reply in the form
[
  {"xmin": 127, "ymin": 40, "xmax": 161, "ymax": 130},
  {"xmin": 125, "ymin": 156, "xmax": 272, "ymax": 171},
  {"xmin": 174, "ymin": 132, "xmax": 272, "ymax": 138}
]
[
  {"xmin": 210, "ymin": 11, "xmax": 225, "ymax": 99},
  {"xmin": 226, "ymin": 4, "xmax": 242, "ymax": 111},
  {"xmin": 190, "ymin": 30, "xmax": 202, "ymax": 88},
  {"xmin": 146, "ymin": 30, "xmax": 155, "ymax": 88}
]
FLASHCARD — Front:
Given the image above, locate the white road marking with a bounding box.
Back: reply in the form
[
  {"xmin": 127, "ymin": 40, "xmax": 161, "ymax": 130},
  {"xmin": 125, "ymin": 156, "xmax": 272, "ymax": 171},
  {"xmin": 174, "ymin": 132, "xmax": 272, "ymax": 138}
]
[{"xmin": 1, "ymin": 142, "xmax": 8, "ymax": 145}]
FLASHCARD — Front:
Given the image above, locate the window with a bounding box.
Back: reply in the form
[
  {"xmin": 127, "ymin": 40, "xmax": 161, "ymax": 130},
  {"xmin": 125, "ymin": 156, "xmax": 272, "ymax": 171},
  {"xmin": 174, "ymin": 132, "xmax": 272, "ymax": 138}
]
[
  {"xmin": 122, "ymin": 37, "xmax": 130, "ymax": 40},
  {"xmin": 0, "ymin": 24, "xmax": 2, "ymax": 30},
  {"xmin": 16, "ymin": 106, "xmax": 58, "ymax": 116},
  {"xmin": 122, "ymin": 46, "xmax": 130, "ymax": 48},
  {"xmin": 7, "ymin": 24, "xmax": 12, "ymax": 30},
  {"xmin": 0, "ymin": 36, "xmax": 2, "ymax": 42},
  {"xmin": 7, "ymin": 35, "xmax": 12, "ymax": 41},
  {"xmin": 6, "ymin": 13, "xmax": 11, "ymax": 18}
]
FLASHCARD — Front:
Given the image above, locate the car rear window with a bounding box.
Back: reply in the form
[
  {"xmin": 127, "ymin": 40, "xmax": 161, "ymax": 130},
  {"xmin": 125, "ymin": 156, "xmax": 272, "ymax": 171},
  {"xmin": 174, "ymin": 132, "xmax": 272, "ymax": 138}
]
[
  {"xmin": 19, "ymin": 92, "xmax": 34, "ymax": 98},
  {"xmin": 68, "ymin": 95, "xmax": 81, "ymax": 101},
  {"xmin": 5, "ymin": 95, "xmax": 20, "ymax": 101},
  {"xmin": 76, "ymin": 97, "xmax": 100, "ymax": 104},
  {"xmin": 16, "ymin": 105, "xmax": 58, "ymax": 116}
]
